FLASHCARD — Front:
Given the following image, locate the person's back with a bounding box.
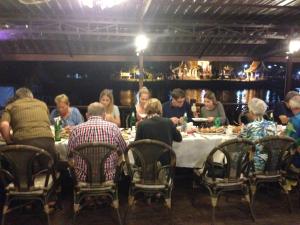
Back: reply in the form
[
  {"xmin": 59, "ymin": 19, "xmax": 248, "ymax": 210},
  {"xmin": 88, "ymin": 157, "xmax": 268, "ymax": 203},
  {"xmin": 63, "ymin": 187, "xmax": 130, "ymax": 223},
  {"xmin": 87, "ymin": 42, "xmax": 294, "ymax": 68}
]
[
  {"xmin": 68, "ymin": 102, "xmax": 126, "ymax": 182},
  {"xmin": 4, "ymin": 97, "xmax": 52, "ymax": 141},
  {"xmin": 135, "ymin": 116, "xmax": 182, "ymax": 146},
  {"xmin": 0, "ymin": 87, "xmax": 56, "ymax": 167},
  {"xmin": 68, "ymin": 116, "xmax": 124, "ymax": 148}
]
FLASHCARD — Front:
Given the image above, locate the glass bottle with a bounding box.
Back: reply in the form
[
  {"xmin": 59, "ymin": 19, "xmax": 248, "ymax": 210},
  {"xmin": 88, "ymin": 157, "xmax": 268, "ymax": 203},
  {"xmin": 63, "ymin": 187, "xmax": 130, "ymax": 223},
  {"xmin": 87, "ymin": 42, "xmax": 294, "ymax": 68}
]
[
  {"xmin": 54, "ymin": 117, "xmax": 62, "ymax": 141},
  {"xmin": 182, "ymin": 112, "xmax": 188, "ymax": 132},
  {"xmin": 214, "ymin": 117, "xmax": 221, "ymax": 128},
  {"xmin": 129, "ymin": 111, "xmax": 136, "ymax": 128},
  {"xmin": 191, "ymin": 103, "xmax": 197, "ymax": 116}
]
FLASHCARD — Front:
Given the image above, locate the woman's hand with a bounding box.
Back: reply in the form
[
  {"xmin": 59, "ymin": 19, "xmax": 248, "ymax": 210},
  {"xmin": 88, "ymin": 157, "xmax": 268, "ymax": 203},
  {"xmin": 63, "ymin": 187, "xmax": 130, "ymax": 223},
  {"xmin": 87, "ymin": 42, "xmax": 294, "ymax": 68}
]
[
  {"xmin": 207, "ymin": 117, "xmax": 215, "ymax": 122},
  {"xmin": 105, "ymin": 113, "xmax": 114, "ymax": 122}
]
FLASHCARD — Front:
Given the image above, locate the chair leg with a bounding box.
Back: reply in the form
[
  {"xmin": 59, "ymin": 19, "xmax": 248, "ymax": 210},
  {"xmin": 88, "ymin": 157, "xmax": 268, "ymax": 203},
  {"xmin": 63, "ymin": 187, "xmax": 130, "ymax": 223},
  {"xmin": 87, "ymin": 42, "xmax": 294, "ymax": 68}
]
[
  {"xmin": 1, "ymin": 197, "xmax": 9, "ymax": 225},
  {"xmin": 211, "ymin": 195, "xmax": 218, "ymax": 225},
  {"xmin": 284, "ymin": 190, "xmax": 293, "ymax": 213},
  {"xmin": 44, "ymin": 203, "xmax": 51, "ymax": 225},
  {"xmin": 250, "ymin": 184, "xmax": 257, "ymax": 207},
  {"xmin": 112, "ymin": 198, "xmax": 122, "ymax": 225},
  {"xmin": 123, "ymin": 195, "xmax": 135, "ymax": 225},
  {"xmin": 73, "ymin": 192, "xmax": 80, "ymax": 225},
  {"xmin": 244, "ymin": 188, "xmax": 255, "ymax": 222},
  {"xmin": 281, "ymin": 182, "xmax": 293, "ymax": 213}
]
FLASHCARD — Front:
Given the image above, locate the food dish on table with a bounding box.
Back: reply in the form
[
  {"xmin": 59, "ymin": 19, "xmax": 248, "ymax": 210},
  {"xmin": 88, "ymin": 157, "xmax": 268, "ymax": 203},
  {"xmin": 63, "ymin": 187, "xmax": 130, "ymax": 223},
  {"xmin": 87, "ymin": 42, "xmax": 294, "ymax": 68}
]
[{"xmin": 198, "ymin": 126, "xmax": 225, "ymax": 134}]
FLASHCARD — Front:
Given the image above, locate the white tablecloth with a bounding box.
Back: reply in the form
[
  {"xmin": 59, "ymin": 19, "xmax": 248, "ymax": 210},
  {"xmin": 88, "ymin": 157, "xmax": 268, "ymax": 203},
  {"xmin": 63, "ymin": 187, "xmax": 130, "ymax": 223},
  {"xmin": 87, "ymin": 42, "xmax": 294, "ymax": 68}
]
[
  {"xmin": 173, "ymin": 133, "xmax": 236, "ymax": 168},
  {"xmin": 55, "ymin": 139, "xmax": 69, "ymax": 161},
  {"xmin": 54, "ymin": 134, "xmax": 236, "ymax": 168}
]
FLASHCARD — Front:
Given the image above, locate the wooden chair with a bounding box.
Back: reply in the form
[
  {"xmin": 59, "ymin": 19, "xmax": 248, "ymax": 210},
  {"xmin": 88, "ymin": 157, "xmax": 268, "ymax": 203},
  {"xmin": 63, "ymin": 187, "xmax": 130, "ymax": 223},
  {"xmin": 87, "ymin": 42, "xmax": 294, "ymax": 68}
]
[
  {"xmin": 124, "ymin": 139, "xmax": 176, "ymax": 225},
  {"xmin": 251, "ymin": 136, "xmax": 296, "ymax": 212},
  {"xmin": 194, "ymin": 138, "xmax": 256, "ymax": 225},
  {"xmin": 70, "ymin": 142, "xmax": 122, "ymax": 225},
  {"xmin": 0, "ymin": 145, "xmax": 58, "ymax": 225}
]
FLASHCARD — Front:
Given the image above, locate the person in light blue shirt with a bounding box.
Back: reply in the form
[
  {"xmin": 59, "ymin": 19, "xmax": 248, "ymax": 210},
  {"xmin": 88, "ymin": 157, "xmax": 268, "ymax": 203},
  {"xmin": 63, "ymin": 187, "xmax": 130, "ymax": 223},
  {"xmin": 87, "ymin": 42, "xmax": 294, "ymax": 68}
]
[{"xmin": 50, "ymin": 94, "xmax": 84, "ymax": 128}]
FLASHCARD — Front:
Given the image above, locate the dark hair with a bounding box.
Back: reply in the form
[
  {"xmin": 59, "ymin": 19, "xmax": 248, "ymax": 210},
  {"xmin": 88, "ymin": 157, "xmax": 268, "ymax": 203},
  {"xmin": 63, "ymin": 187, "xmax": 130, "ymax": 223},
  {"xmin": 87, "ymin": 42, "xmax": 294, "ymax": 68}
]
[
  {"xmin": 204, "ymin": 90, "xmax": 217, "ymax": 105},
  {"xmin": 171, "ymin": 88, "xmax": 185, "ymax": 99}
]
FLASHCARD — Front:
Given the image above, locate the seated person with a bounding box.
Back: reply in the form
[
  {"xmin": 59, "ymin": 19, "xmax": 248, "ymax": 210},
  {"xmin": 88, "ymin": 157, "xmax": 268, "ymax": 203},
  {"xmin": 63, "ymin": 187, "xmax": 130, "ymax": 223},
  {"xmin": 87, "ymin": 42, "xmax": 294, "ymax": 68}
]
[
  {"xmin": 274, "ymin": 91, "xmax": 299, "ymax": 125},
  {"xmin": 135, "ymin": 98, "xmax": 182, "ymax": 166},
  {"xmin": 136, "ymin": 98, "xmax": 182, "ymax": 146},
  {"xmin": 285, "ymin": 95, "xmax": 300, "ymax": 169},
  {"xmin": 240, "ymin": 98, "xmax": 277, "ymax": 172},
  {"xmin": 68, "ymin": 102, "xmax": 126, "ymax": 182},
  {"xmin": 200, "ymin": 90, "xmax": 227, "ymax": 125},
  {"xmin": 50, "ymin": 94, "xmax": 84, "ymax": 128},
  {"xmin": 99, "ymin": 89, "xmax": 121, "ymax": 127},
  {"xmin": 0, "ymin": 87, "xmax": 57, "ymax": 164},
  {"xmin": 135, "ymin": 87, "xmax": 150, "ymax": 122},
  {"xmin": 162, "ymin": 88, "xmax": 193, "ymax": 125}
]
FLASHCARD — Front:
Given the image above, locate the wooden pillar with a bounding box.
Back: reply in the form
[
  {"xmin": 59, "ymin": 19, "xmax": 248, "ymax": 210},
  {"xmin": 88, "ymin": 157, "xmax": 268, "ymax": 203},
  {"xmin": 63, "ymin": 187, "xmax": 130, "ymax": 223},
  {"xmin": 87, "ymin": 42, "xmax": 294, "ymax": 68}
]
[
  {"xmin": 138, "ymin": 52, "xmax": 144, "ymax": 89},
  {"xmin": 284, "ymin": 55, "xmax": 293, "ymax": 94}
]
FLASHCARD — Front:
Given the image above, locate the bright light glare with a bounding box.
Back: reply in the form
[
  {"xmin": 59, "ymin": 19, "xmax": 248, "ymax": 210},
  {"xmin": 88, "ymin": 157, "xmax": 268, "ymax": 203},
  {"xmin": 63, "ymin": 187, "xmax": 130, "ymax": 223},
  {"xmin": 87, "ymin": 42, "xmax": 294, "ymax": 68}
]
[
  {"xmin": 98, "ymin": 0, "xmax": 126, "ymax": 9},
  {"xmin": 81, "ymin": 0, "xmax": 93, "ymax": 8},
  {"xmin": 289, "ymin": 40, "xmax": 300, "ymax": 54},
  {"xmin": 80, "ymin": 0, "xmax": 126, "ymax": 9},
  {"xmin": 135, "ymin": 34, "xmax": 149, "ymax": 52}
]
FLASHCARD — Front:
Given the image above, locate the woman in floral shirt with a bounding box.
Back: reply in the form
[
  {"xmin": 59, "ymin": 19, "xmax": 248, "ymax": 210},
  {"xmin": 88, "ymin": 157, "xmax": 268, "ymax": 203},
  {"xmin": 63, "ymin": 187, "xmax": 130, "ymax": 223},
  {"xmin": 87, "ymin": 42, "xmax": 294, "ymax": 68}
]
[{"xmin": 240, "ymin": 98, "xmax": 277, "ymax": 171}]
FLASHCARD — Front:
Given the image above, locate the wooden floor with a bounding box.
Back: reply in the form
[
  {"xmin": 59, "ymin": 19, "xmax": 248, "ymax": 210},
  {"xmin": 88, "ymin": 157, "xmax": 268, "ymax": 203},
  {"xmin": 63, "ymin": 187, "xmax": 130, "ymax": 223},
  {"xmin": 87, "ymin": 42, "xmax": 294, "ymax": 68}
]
[{"xmin": 2, "ymin": 174, "xmax": 300, "ymax": 225}]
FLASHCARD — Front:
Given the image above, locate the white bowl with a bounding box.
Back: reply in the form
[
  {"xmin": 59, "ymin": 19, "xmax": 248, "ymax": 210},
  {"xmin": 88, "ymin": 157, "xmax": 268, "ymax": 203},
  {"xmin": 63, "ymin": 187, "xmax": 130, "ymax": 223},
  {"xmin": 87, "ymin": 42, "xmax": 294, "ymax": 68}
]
[{"xmin": 192, "ymin": 118, "xmax": 209, "ymax": 122}]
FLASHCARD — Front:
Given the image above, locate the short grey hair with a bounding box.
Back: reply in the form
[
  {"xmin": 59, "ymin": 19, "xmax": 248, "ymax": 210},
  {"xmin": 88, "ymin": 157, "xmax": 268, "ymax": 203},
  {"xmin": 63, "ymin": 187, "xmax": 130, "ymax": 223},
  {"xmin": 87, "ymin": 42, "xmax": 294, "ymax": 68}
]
[
  {"xmin": 248, "ymin": 98, "xmax": 268, "ymax": 116},
  {"xmin": 284, "ymin": 91, "xmax": 299, "ymax": 103},
  {"xmin": 87, "ymin": 102, "xmax": 105, "ymax": 117},
  {"xmin": 289, "ymin": 95, "xmax": 300, "ymax": 110},
  {"xmin": 15, "ymin": 87, "xmax": 33, "ymax": 99}
]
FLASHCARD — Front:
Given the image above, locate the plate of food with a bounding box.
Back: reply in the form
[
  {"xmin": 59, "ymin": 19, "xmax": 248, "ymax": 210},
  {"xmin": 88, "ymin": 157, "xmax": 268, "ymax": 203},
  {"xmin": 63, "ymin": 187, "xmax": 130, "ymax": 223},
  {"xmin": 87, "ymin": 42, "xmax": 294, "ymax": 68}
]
[
  {"xmin": 198, "ymin": 126, "xmax": 225, "ymax": 134},
  {"xmin": 192, "ymin": 118, "xmax": 209, "ymax": 122}
]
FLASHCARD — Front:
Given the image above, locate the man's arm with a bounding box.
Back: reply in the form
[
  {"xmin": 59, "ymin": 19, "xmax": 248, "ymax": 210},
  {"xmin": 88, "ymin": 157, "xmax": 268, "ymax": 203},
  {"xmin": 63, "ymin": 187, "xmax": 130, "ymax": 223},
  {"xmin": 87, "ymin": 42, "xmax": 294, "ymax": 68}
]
[{"xmin": 0, "ymin": 121, "xmax": 13, "ymax": 144}]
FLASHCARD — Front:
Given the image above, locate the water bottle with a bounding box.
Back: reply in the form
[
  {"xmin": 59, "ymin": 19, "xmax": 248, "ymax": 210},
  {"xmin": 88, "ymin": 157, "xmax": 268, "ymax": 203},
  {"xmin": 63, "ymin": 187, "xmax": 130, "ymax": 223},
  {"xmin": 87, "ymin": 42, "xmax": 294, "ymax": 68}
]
[
  {"xmin": 182, "ymin": 112, "xmax": 188, "ymax": 132},
  {"xmin": 129, "ymin": 111, "xmax": 136, "ymax": 128},
  {"xmin": 214, "ymin": 117, "xmax": 221, "ymax": 128},
  {"xmin": 54, "ymin": 117, "xmax": 62, "ymax": 141},
  {"xmin": 191, "ymin": 103, "xmax": 197, "ymax": 116}
]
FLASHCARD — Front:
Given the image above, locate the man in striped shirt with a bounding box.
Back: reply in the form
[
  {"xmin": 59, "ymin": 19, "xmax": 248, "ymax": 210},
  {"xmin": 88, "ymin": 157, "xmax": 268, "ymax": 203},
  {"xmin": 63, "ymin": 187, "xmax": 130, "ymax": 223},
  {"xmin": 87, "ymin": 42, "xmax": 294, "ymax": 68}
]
[{"xmin": 68, "ymin": 102, "xmax": 126, "ymax": 182}]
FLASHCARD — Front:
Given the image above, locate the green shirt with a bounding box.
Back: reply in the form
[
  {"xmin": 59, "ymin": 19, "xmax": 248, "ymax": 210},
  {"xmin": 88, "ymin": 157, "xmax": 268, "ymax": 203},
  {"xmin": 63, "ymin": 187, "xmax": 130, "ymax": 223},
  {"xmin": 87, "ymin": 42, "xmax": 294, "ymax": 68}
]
[{"xmin": 1, "ymin": 97, "xmax": 53, "ymax": 141}]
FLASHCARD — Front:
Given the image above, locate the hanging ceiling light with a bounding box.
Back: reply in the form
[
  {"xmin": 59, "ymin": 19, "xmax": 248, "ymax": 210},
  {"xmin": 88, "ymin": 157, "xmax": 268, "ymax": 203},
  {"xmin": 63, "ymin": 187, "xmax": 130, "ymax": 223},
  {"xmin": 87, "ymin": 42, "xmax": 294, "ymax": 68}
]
[
  {"xmin": 288, "ymin": 39, "xmax": 300, "ymax": 54},
  {"xmin": 80, "ymin": 0, "xmax": 127, "ymax": 9},
  {"xmin": 135, "ymin": 34, "xmax": 149, "ymax": 53}
]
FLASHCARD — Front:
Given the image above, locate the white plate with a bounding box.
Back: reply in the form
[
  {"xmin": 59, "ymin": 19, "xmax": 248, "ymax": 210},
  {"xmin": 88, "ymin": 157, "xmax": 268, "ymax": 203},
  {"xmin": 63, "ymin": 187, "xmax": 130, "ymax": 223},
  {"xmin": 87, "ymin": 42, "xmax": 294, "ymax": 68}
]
[{"xmin": 192, "ymin": 118, "xmax": 209, "ymax": 122}]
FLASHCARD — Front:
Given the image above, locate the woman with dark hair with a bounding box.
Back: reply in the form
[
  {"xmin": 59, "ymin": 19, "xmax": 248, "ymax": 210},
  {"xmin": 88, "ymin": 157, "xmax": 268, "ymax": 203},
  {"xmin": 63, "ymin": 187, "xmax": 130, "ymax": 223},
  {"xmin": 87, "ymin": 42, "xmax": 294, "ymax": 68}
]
[{"xmin": 200, "ymin": 90, "xmax": 227, "ymax": 125}]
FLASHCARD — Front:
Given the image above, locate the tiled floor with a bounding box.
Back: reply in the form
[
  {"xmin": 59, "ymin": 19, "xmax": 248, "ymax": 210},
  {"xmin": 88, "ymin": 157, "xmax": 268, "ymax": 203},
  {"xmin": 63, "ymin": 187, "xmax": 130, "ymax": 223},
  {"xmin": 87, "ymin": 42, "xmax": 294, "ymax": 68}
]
[{"xmin": 2, "ymin": 175, "xmax": 300, "ymax": 225}]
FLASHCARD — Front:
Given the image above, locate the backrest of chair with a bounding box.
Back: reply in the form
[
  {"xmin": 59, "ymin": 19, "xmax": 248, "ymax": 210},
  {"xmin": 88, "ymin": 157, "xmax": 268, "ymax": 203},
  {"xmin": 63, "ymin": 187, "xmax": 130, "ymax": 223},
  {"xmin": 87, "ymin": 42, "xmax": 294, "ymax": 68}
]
[
  {"xmin": 255, "ymin": 136, "xmax": 296, "ymax": 173},
  {"xmin": 72, "ymin": 143, "xmax": 118, "ymax": 184},
  {"xmin": 0, "ymin": 145, "xmax": 54, "ymax": 191},
  {"xmin": 206, "ymin": 138, "xmax": 256, "ymax": 181},
  {"xmin": 125, "ymin": 139, "xmax": 176, "ymax": 185},
  {"xmin": 238, "ymin": 111, "xmax": 252, "ymax": 125}
]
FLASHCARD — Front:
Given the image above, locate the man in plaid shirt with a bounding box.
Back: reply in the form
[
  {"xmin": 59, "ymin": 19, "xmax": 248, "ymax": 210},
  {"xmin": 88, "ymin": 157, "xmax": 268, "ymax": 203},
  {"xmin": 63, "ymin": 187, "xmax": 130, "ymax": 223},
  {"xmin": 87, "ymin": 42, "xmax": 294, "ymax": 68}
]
[{"xmin": 68, "ymin": 102, "xmax": 127, "ymax": 182}]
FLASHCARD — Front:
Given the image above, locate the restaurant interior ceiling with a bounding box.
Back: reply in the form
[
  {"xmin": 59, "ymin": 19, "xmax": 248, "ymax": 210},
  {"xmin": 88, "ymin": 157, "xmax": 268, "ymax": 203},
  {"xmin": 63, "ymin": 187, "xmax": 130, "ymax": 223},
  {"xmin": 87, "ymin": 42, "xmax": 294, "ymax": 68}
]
[{"xmin": 0, "ymin": 0, "xmax": 300, "ymax": 62}]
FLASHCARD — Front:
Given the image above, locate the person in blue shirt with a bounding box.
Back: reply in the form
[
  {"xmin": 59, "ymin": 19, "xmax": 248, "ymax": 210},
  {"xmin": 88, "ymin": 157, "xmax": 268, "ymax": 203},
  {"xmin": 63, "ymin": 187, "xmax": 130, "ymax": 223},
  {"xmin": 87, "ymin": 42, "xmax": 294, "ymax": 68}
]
[
  {"xmin": 162, "ymin": 88, "xmax": 193, "ymax": 125},
  {"xmin": 274, "ymin": 91, "xmax": 299, "ymax": 125},
  {"xmin": 286, "ymin": 95, "xmax": 300, "ymax": 169},
  {"xmin": 50, "ymin": 94, "xmax": 84, "ymax": 128}
]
